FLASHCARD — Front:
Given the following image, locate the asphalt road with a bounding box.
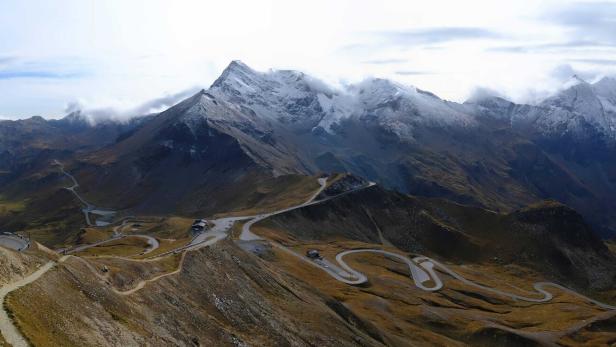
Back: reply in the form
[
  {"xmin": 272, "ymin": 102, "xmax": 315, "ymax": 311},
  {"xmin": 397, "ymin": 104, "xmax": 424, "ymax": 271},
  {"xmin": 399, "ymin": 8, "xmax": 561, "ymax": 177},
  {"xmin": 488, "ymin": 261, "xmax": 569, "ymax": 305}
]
[
  {"xmin": 335, "ymin": 249, "xmax": 443, "ymax": 290},
  {"xmin": 63, "ymin": 234, "xmax": 159, "ymax": 255},
  {"xmin": 413, "ymin": 256, "xmax": 616, "ymax": 310},
  {"xmin": 53, "ymin": 160, "xmax": 116, "ymax": 227},
  {"xmin": 239, "ymin": 177, "xmax": 329, "ymax": 241},
  {"xmin": 62, "ymin": 219, "xmax": 160, "ymax": 255}
]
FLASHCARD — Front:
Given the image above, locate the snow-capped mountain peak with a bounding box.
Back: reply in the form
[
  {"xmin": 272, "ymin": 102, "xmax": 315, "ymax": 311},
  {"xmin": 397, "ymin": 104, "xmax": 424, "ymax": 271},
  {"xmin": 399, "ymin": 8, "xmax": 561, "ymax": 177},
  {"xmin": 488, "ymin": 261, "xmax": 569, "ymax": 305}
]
[
  {"xmin": 207, "ymin": 61, "xmax": 616, "ymax": 141},
  {"xmin": 499, "ymin": 74, "xmax": 616, "ymax": 139},
  {"xmin": 562, "ymin": 74, "xmax": 588, "ymax": 89},
  {"xmin": 593, "ymin": 77, "xmax": 616, "ymax": 99},
  {"xmin": 209, "ymin": 62, "xmax": 476, "ymax": 138},
  {"xmin": 210, "ymin": 60, "xmax": 264, "ymax": 97}
]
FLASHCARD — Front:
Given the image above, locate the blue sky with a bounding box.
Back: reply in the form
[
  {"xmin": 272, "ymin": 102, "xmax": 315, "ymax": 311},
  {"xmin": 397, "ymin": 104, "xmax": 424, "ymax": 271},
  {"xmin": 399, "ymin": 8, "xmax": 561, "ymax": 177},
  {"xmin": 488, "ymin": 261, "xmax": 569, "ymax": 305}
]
[{"xmin": 1, "ymin": 0, "xmax": 615, "ymax": 120}]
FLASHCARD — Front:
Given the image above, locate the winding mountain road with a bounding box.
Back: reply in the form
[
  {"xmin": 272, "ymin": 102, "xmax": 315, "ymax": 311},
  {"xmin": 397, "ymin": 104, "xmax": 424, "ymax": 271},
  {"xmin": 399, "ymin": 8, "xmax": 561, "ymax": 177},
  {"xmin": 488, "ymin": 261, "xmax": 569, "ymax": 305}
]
[
  {"xmin": 53, "ymin": 160, "xmax": 116, "ymax": 227},
  {"xmin": 239, "ymin": 177, "xmax": 329, "ymax": 241},
  {"xmin": 413, "ymin": 256, "xmax": 616, "ymax": 310},
  {"xmin": 64, "ymin": 234, "xmax": 159, "ymax": 255},
  {"xmin": 335, "ymin": 249, "xmax": 443, "ymax": 290},
  {"xmin": 235, "ymin": 177, "xmax": 616, "ymax": 311},
  {"xmin": 234, "ymin": 178, "xmax": 447, "ymax": 290},
  {"xmin": 61, "ymin": 218, "xmax": 160, "ymax": 256},
  {"xmin": 62, "ymin": 173, "xmax": 616, "ymax": 311}
]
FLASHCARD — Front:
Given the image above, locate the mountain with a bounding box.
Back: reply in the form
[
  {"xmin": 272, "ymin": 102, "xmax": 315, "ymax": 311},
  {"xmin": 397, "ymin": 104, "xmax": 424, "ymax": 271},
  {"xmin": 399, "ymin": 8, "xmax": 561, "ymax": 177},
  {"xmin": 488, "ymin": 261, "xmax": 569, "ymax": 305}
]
[
  {"xmin": 9, "ymin": 61, "xmax": 611, "ymax": 236},
  {"xmin": 44, "ymin": 62, "xmax": 498, "ymax": 219},
  {"xmin": 505, "ymin": 77, "xmax": 616, "ymax": 143},
  {"xmin": 0, "ymin": 111, "xmax": 150, "ymax": 175},
  {"xmin": 468, "ymin": 78, "xmax": 616, "ymax": 236},
  {"xmin": 0, "ymin": 113, "xmax": 152, "ymax": 246},
  {"xmin": 210, "ymin": 61, "xmax": 475, "ymax": 138},
  {"xmin": 212, "ymin": 62, "xmax": 616, "ymax": 236},
  {"xmin": 60, "ymin": 88, "xmax": 321, "ymax": 216},
  {"xmin": 2, "ymin": 61, "xmax": 616, "ymax": 237}
]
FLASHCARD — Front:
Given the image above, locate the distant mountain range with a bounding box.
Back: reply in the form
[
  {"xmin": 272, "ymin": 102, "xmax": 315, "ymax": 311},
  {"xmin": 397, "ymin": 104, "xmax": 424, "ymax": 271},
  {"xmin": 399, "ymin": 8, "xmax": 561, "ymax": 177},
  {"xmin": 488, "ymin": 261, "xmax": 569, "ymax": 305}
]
[{"xmin": 1, "ymin": 61, "xmax": 615, "ymax": 237}]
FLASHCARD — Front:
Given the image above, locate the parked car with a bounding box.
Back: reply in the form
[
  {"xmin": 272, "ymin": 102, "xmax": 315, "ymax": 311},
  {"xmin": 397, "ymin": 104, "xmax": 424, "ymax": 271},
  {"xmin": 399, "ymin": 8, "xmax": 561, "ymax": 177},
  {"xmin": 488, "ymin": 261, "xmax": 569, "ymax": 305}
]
[{"xmin": 306, "ymin": 249, "xmax": 321, "ymax": 259}]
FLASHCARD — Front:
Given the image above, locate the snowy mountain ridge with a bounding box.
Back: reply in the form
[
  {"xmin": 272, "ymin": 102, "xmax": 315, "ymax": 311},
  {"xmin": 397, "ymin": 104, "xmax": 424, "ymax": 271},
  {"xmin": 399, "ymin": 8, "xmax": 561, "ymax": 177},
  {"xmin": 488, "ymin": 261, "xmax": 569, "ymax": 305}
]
[
  {"xmin": 209, "ymin": 61, "xmax": 616, "ymax": 141},
  {"xmin": 209, "ymin": 61, "xmax": 476, "ymax": 139},
  {"xmin": 60, "ymin": 61, "xmax": 616, "ymax": 142},
  {"xmin": 522, "ymin": 76, "xmax": 616, "ymax": 138}
]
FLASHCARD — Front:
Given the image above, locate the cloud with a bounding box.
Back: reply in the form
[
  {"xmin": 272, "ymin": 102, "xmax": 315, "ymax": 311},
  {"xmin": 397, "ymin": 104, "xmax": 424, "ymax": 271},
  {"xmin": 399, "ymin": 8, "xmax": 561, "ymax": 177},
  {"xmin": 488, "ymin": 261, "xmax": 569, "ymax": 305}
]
[
  {"xmin": 543, "ymin": 2, "xmax": 616, "ymax": 29},
  {"xmin": 376, "ymin": 27, "xmax": 503, "ymax": 46},
  {"xmin": 0, "ymin": 56, "xmax": 16, "ymax": 65},
  {"xmin": 466, "ymin": 86, "xmax": 505, "ymax": 102},
  {"xmin": 488, "ymin": 4, "xmax": 616, "ymax": 54},
  {"xmin": 68, "ymin": 86, "xmax": 202, "ymax": 124},
  {"xmin": 342, "ymin": 27, "xmax": 504, "ymax": 54},
  {"xmin": 0, "ymin": 56, "xmax": 87, "ymax": 80},
  {"xmin": 0, "ymin": 70, "xmax": 82, "ymax": 80},
  {"xmin": 395, "ymin": 70, "xmax": 433, "ymax": 76},
  {"xmin": 549, "ymin": 64, "xmax": 596, "ymax": 83},
  {"xmin": 570, "ymin": 58, "xmax": 616, "ymax": 66},
  {"xmin": 361, "ymin": 59, "xmax": 408, "ymax": 65},
  {"xmin": 487, "ymin": 40, "xmax": 614, "ymax": 53},
  {"xmin": 131, "ymin": 87, "xmax": 203, "ymax": 115},
  {"xmin": 540, "ymin": 2, "xmax": 616, "ymax": 45}
]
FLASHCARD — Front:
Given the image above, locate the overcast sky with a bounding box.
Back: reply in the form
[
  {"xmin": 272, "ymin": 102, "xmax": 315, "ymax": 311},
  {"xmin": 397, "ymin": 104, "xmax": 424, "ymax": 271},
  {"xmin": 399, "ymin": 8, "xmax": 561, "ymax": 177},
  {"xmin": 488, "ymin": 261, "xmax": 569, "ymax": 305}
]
[{"xmin": 1, "ymin": 0, "xmax": 615, "ymax": 119}]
